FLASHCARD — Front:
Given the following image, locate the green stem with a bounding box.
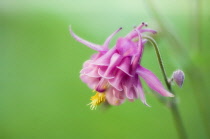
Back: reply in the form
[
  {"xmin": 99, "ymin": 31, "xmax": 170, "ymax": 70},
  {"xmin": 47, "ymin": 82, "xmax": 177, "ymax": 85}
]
[
  {"xmin": 170, "ymin": 96, "xmax": 188, "ymax": 139},
  {"xmin": 145, "ymin": 1, "xmax": 210, "ymax": 138},
  {"xmin": 143, "ymin": 36, "xmax": 170, "ymax": 90},
  {"xmin": 143, "ymin": 36, "xmax": 188, "ymax": 139}
]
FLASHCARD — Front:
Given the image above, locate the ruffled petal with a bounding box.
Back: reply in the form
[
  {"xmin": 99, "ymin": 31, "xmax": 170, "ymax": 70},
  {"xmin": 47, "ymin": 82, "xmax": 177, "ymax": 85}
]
[
  {"xmin": 92, "ymin": 48, "xmax": 116, "ymax": 66},
  {"xmin": 81, "ymin": 62, "xmax": 98, "ymax": 77},
  {"xmin": 117, "ymin": 57, "xmax": 133, "ymax": 77},
  {"xmin": 105, "ymin": 87, "xmax": 125, "ymax": 105},
  {"xmin": 85, "ymin": 67, "xmax": 100, "ymax": 78},
  {"xmin": 80, "ymin": 74, "xmax": 100, "ymax": 89},
  {"xmin": 82, "ymin": 60, "xmax": 93, "ymax": 68},
  {"xmin": 90, "ymin": 53, "xmax": 102, "ymax": 61},
  {"xmin": 122, "ymin": 76, "xmax": 138, "ymax": 100},
  {"xmin": 136, "ymin": 66, "xmax": 174, "ymax": 97},
  {"xmin": 113, "ymin": 88, "xmax": 125, "ymax": 99},
  {"xmin": 95, "ymin": 53, "xmax": 122, "ymax": 92},
  {"xmin": 116, "ymin": 37, "xmax": 138, "ymax": 56},
  {"xmin": 108, "ymin": 71, "xmax": 124, "ymax": 91},
  {"xmin": 124, "ymin": 85, "xmax": 135, "ymax": 99},
  {"xmin": 105, "ymin": 53, "xmax": 122, "ymax": 74},
  {"xmin": 70, "ymin": 27, "xmax": 105, "ymax": 52},
  {"xmin": 133, "ymin": 75, "xmax": 150, "ymax": 107},
  {"xmin": 98, "ymin": 68, "xmax": 114, "ymax": 79}
]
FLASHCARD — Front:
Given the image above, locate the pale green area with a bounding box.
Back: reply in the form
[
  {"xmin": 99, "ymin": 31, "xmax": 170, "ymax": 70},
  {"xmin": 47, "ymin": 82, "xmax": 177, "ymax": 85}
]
[{"xmin": 0, "ymin": 0, "xmax": 209, "ymax": 139}]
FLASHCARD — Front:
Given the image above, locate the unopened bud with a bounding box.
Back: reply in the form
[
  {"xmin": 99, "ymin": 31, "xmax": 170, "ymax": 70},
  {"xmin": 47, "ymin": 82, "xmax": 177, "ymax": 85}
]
[{"xmin": 172, "ymin": 70, "xmax": 185, "ymax": 88}]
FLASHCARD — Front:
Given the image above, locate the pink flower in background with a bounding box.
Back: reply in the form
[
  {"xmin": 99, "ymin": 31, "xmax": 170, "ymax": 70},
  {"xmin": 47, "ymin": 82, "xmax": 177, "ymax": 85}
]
[{"xmin": 70, "ymin": 23, "xmax": 174, "ymax": 110}]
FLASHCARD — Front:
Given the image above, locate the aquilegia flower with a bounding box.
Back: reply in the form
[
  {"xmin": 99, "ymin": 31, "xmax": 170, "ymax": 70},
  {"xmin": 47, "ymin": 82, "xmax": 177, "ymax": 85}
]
[{"xmin": 70, "ymin": 22, "xmax": 174, "ymax": 110}]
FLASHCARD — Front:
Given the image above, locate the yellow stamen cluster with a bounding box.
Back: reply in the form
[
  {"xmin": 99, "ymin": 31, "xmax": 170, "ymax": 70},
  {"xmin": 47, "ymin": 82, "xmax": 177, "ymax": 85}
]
[{"xmin": 88, "ymin": 92, "xmax": 106, "ymax": 110}]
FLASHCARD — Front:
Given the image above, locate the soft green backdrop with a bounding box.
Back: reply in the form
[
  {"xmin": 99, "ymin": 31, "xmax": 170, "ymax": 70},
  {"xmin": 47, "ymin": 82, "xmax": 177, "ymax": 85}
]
[{"xmin": 0, "ymin": 0, "xmax": 209, "ymax": 139}]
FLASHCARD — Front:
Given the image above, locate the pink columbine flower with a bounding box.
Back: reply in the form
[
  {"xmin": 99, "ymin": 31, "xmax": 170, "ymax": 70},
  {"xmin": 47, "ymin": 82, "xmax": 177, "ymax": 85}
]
[{"xmin": 70, "ymin": 22, "xmax": 174, "ymax": 110}]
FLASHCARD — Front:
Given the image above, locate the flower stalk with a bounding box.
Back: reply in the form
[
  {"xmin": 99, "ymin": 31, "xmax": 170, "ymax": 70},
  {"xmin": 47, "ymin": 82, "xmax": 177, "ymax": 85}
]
[
  {"xmin": 144, "ymin": 36, "xmax": 188, "ymax": 139},
  {"xmin": 142, "ymin": 36, "xmax": 171, "ymax": 90}
]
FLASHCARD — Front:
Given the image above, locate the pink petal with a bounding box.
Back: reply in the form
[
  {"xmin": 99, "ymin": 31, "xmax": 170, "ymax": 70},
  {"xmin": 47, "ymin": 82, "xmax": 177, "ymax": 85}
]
[
  {"xmin": 92, "ymin": 48, "xmax": 116, "ymax": 66},
  {"xmin": 113, "ymin": 88, "xmax": 124, "ymax": 99},
  {"xmin": 90, "ymin": 53, "xmax": 102, "ymax": 61},
  {"xmin": 122, "ymin": 76, "xmax": 138, "ymax": 100},
  {"xmin": 70, "ymin": 26, "xmax": 105, "ymax": 52},
  {"xmin": 136, "ymin": 66, "xmax": 174, "ymax": 97},
  {"xmin": 85, "ymin": 67, "xmax": 101, "ymax": 78},
  {"xmin": 105, "ymin": 87, "xmax": 125, "ymax": 105},
  {"xmin": 82, "ymin": 60, "xmax": 93, "ymax": 68},
  {"xmin": 133, "ymin": 75, "xmax": 150, "ymax": 107},
  {"xmin": 80, "ymin": 74, "xmax": 100, "ymax": 89},
  {"xmin": 124, "ymin": 85, "xmax": 135, "ymax": 99},
  {"xmin": 97, "ymin": 52, "xmax": 123, "ymax": 79},
  {"xmin": 95, "ymin": 53, "xmax": 122, "ymax": 92},
  {"xmin": 80, "ymin": 62, "xmax": 98, "ymax": 76},
  {"xmin": 80, "ymin": 67, "xmax": 92, "ymax": 74},
  {"xmin": 116, "ymin": 38, "xmax": 138, "ymax": 56},
  {"xmin": 108, "ymin": 71, "xmax": 124, "ymax": 91},
  {"xmin": 98, "ymin": 68, "xmax": 114, "ymax": 79},
  {"xmin": 105, "ymin": 53, "xmax": 122, "ymax": 74},
  {"xmin": 121, "ymin": 75, "xmax": 133, "ymax": 91},
  {"xmin": 117, "ymin": 57, "xmax": 133, "ymax": 77}
]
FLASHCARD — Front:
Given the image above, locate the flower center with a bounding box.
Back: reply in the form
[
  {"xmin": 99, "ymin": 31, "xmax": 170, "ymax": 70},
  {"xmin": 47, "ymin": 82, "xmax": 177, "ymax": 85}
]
[{"xmin": 88, "ymin": 91, "xmax": 106, "ymax": 110}]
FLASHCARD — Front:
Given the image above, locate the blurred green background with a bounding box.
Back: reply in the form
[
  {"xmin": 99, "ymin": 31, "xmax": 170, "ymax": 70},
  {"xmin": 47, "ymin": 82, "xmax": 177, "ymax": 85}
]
[{"xmin": 0, "ymin": 0, "xmax": 209, "ymax": 139}]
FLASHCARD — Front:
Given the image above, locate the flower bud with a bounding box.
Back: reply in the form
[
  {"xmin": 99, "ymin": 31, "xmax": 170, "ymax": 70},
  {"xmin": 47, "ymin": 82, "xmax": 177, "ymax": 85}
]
[{"xmin": 172, "ymin": 70, "xmax": 185, "ymax": 88}]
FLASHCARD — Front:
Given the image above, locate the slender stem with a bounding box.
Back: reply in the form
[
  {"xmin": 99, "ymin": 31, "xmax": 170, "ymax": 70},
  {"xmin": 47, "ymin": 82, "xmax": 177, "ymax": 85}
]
[
  {"xmin": 170, "ymin": 94, "xmax": 188, "ymax": 139},
  {"xmin": 143, "ymin": 36, "xmax": 188, "ymax": 139},
  {"xmin": 145, "ymin": 1, "xmax": 210, "ymax": 138},
  {"xmin": 143, "ymin": 36, "xmax": 170, "ymax": 89}
]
